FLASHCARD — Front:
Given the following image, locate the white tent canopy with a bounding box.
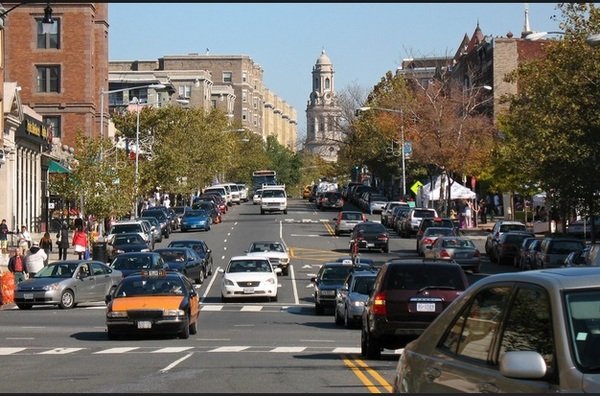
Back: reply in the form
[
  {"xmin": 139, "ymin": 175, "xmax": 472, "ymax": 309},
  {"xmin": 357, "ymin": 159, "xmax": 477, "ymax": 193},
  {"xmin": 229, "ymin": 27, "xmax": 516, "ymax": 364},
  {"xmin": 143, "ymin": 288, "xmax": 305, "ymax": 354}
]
[{"xmin": 417, "ymin": 175, "xmax": 476, "ymax": 206}]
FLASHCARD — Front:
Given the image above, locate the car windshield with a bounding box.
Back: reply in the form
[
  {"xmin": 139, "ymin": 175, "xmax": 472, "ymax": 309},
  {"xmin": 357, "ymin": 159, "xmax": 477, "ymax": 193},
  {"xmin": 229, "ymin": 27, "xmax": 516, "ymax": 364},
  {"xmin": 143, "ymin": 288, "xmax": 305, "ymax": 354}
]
[
  {"xmin": 114, "ymin": 234, "xmax": 145, "ymax": 244},
  {"xmin": 499, "ymin": 224, "xmax": 526, "ymax": 233},
  {"xmin": 115, "ymin": 277, "xmax": 185, "ymax": 297},
  {"xmin": 385, "ymin": 265, "xmax": 465, "ymax": 290},
  {"xmin": 157, "ymin": 250, "xmax": 187, "ymax": 262},
  {"xmin": 169, "ymin": 242, "xmax": 205, "ymax": 253},
  {"xmin": 320, "ymin": 266, "xmax": 353, "ymax": 281},
  {"xmin": 250, "ymin": 243, "xmax": 284, "ymax": 253},
  {"xmin": 504, "ymin": 234, "xmax": 532, "ymax": 244},
  {"xmin": 262, "ymin": 190, "xmax": 285, "ymax": 198},
  {"xmin": 424, "ymin": 228, "xmax": 455, "ymax": 237},
  {"xmin": 112, "ymin": 256, "xmax": 154, "ymax": 270},
  {"xmin": 184, "ymin": 210, "xmax": 207, "ymax": 217},
  {"xmin": 111, "ymin": 224, "xmax": 141, "ymax": 234},
  {"xmin": 352, "ymin": 277, "xmax": 376, "ymax": 294},
  {"xmin": 442, "ymin": 238, "xmax": 476, "ymax": 249},
  {"xmin": 36, "ymin": 262, "xmax": 78, "ymax": 278},
  {"xmin": 565, "ymin": 290, "xmax": 600, "ymax": 370},
  {"xmin": 357, "ymin": 223, "xmax": 386, "ymax": 232},
  {"xmin": 342, "ymin": 213, "xmax": 362, "ymax": 221},
  {"xmin": 227, "ymin": 260, "xmax": 272, "ymax": 273},
  {"xmin": 549, "ymin": 240, "xmax": 585, "ymax": 254},
  {"xmin": 140, "ymin": 217, "xmax": 159, "ymax": 227},
  {"xmin": 142, "ymin": 211, "xmax": 167, "ymax": 221}
]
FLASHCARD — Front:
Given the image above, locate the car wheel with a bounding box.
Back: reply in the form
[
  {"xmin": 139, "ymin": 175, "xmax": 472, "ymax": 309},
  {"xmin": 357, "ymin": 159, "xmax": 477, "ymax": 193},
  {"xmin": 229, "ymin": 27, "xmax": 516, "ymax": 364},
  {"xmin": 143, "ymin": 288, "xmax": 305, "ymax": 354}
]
[
  {"xmin": 334, "ymin": 307, "xmax": 343, "ymax": 326},
  {"xmin": 59, "ymin": 289, "xmax": 75, "ymax": 309},
  {"xmin": 196, "ymin": 268, "xmax": 204, "ymax": 284},
  {"xmin": 16, "ymin": 303, "xmax": 32, "ymax": 310},
  {"xmin": 334, "ymin": 230, "xmax": 340, "ymax": 236},
  {"xmin": 282, "ymin": 267, "xmax": 289, "ymax": 276},
  {"xmin": 270, "ymin": 294, "xmax": 278, "ymax": 302},
  {"xmin": 260, "ymin": 209, "xmax": 265, "ymax": 215},
  {"xmin": 189, "ymin": 316, "xmax": 198, "ymax": 335},
  {"xmin": 383, "ymin": 245, "xmax": 389, "ymax": 253},
  {"xmin": 181, "ymin": 228, "xmax": 186, "ymax": 232},
  {"xmin": 361, "ymin": 327, "xmax": 381, "ymax": 359},
  {"xmin": 315, "ymin": 302, "xmax": 324, "ymax": 315},
  {"xmin": 179, "ymin": 316, "xmax": 190, "ymax": 339},
  {"xmin": 221, "ymin": 294, "xmax": 228, "ymax": 303},
  {"xmin": 165, "ymin": 231, "xmax": 170, "ymax": 239},
  {"xmin": 284, "ymin": 210, "xmax": 288, "ymax": 214},
  {"xmin": 344, "ymin": 307, "xmax": 353, "ymax": 329}
]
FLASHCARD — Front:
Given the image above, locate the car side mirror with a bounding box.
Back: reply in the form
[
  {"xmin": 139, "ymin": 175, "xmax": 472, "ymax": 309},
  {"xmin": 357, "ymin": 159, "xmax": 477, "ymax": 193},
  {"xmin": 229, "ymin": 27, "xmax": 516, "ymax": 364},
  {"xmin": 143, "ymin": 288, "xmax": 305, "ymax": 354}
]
[
  {"xmin": 105, "ymin": 294, "xmax": 112, "ymax": 304},
  {"xmin": 274, "ymin": 268, "xmax": 282, "ymax": 274},
  {"xmin": 218, "ymin": 268, "xmax": 225, "ymax": 273}
]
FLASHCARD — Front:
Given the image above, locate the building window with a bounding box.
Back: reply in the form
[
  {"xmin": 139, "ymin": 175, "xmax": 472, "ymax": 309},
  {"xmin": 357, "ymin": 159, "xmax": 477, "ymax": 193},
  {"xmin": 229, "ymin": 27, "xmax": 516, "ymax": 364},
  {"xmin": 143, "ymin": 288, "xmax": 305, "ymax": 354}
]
[
  {"xmin": 36, "ymin": 65, "xmax": 60, "ymax": 92},
  {"xmin": 211, "ymin": 99, "xmax": 217, "ymax": 108},
  {"xmin": 253, "ymin": 98, "xmax": 258, "ymax": 109},
  {"xmin": 129, "ymin": 88, "xmax": 148, "ymax": 103},
  {"xmin": 108, "ymin": 91, "xmax": 124, "ymax": 106},
  {"xmin": 43, "ymin": 115, "xmax": 61, "ymax": 139},
  {"xmin": 325, "ymin": 78, "xmax": 330, "ymax": 90},
  {"xmin": 242, "ymin": 90, "xmax": 247, "ymax": 102},
  {"xmin": 242, "ymin": 72, "xmax": 247, "ymax": 83},
  {"xmin": 223, "ymin": 72, "xmax": 233, "ymax": 83},
  {"xmin": 242, "ymin": 108, "xmax": 247, "ymax": 121},
  {"xmin": 253, "ymin": 115, "xmax": 258, "ymax": 126},
  {"xmin": 178, "ymin": 85, "xmax": 191, "ymax": 99},
  {"xmin": 36, "ymin": 18, "xmax": 60, "ymax": 49}
]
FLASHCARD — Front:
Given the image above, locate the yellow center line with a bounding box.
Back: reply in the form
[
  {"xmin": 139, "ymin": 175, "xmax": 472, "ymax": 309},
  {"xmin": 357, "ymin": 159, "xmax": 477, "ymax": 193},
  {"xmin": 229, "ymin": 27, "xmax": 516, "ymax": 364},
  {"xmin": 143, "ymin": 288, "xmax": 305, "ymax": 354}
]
[
  {"xmin": 353, "ymin": 358, "xmax": 393, "ymax": 393},
  {"xmin": 341, "ymin": 355, "xmax": 381, "ymax": 393},
  {"xmin": 323, "ymin": 221, "xmax": 337, "ymax": 238}
]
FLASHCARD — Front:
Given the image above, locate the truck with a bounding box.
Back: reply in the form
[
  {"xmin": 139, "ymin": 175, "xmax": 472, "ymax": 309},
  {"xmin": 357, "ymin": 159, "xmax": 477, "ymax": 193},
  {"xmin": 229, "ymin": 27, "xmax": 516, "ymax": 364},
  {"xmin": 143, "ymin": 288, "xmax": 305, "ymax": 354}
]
[
  {"xmin": 252, "ymin": 170, "xmax": 277, "ymax": 193},
  {"xmin": 260, "ymin": 184, "xmax": 287, "ymax": 215}
]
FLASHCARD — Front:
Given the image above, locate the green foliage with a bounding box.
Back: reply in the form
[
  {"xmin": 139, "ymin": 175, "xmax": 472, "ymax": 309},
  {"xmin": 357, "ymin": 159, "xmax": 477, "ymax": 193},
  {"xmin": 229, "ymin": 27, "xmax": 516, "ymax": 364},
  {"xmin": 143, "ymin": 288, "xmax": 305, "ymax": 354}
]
[{"xmin": 265, "ymin": 136, "xmax": 302, "ymax": 187}]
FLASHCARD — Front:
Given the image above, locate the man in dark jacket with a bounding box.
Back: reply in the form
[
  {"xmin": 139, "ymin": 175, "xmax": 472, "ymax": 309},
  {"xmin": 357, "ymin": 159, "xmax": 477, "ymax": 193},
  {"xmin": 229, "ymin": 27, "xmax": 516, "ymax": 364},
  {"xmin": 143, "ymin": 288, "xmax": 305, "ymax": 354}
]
[
  {"xmin": 57, "ymin": 222, "xmax": 70, "ymax": 260},
  {"xmin": 7, "ymin": 248, "xmax": 27, "ymax": 285},
  {"xmin": 0, "ymin": 219, "xmax": 8, "ymax": 253}
]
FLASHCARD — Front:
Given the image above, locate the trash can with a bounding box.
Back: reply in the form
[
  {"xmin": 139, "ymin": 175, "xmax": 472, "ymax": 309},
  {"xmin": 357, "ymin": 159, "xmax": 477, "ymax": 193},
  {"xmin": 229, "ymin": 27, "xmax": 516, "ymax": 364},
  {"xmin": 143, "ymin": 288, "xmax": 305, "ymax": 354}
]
[{"xmin": 92, "ymin": 242, "xmax": 108, "ymax": 263}]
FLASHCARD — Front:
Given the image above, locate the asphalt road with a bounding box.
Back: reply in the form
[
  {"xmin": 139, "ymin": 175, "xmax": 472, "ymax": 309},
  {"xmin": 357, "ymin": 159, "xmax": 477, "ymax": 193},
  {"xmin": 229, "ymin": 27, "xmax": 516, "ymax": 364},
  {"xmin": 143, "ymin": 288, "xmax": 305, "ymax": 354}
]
[{"xmin": 0, "ymin": 198, "xmax": 514, "ymax": 393}]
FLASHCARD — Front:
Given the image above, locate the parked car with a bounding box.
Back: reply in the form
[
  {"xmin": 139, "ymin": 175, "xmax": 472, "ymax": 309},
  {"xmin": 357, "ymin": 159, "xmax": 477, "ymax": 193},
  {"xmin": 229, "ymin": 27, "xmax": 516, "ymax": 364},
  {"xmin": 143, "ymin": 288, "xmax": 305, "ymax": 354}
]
[
  {"xmin": 109, "ymin": 252, "xmax": 166, "ymax": 277},
  {"xmin": 393, "ymin": 267, "xmax": 600, "ymax": 393},
  {"xmin": 152, "ymin": 205, "xmax": 178, "ymax": 232},
  {"xmin": 514, "ymin": 237, "xmax": 539, "ymax": 269},
  {"xmin": 399, "ymin": 208, "xmax": 438, "ymax": 238},
  {"xmin": 350, "ymin": 222, "xmax": 390, "ymax": 253},
  {"xmin": 361, "ymin": 259, "xmax": 468, "ymax": 359},
  {"xmin": 566, "ymin": 216, "xmax": 600, "ymax": 239},
  {"xmin": 153, "ymin": 247, "xmax": 206, "ymax": 284},
  {"xmin": 106, "ymin": 270, "xmax": 199, "ymax": 340},
  {"xmin": 533, "ymin": 236, "xmax": 586, "ymax": 269},
  {"xmin": 493, "ymin": 231, "xmax": 535, "ymax": 265},
  {"xmin": 367, "ymin": 193, "xmax": 389, "ymax": 215},
  {"xmin": 522, "ymin": 238, "xmax": 543, "ymax": 270},
  {"xmin": 252, "ymin": 188, "xmax": 263, "ymax": 205},
  {"xmin": 236, "ymin": 183, "xmax": 248, "ymax": 202},
  {"xmin": 219, "ymin": 255, "xmax": 281, "ymax": 302},
  {"xmin": 416, "ymin": 227, "xmax": 457, "ymax": 257},
  {"xmin": 180, "ymin": 209, "xmax": 211, "ymax": 232},
  {"xmin": 141, "ymin": 208, "xmax": 171, "ymax": 238},
  {"xmin": 424, "ymin": 236, "xmax": 481, "ymax": 272},
  {"xmin": 415, "ymin": 217, "xmax": 456, "ymax": 244},
  {"xmin": 172, "ymin": 206, "xmax": 190, "ymax": 228},
  {"xmin": 381, "ymin": 201, "xmax": 409, "ymax": 227},
  {"xmin": 107, "ymin": 220, "xmax": 153, "ymax": 246},
  {"xmin": 106, "ymin": 232, "xmax": 151, "ymax": 262},
  {"xmin": 167, "ymin": 239, "xmax": 214, "ymax": 279},
  {"xmin": 14, "ymin": 260, "xmax": 122, "ymax": 309},
  {"xmin": 138, "ymin": 216, "xmax": 163, "ymax": 244},
  {"xmin": 245, "ymin": 240, "xmax": 291, "ymax": 276},
  {"xmin": 391, "ymin": 206, "xmax": 412, "ymax": 234},
  {"xmin": 311, "ymin": 262, "xmax": 373, "ymax": 315},
  {"xmin": 585, "ymin": 244, "xmax": 600, "ymax": 266},
  {"xmin": 484, "ymin": 220, "xmax": 527, "ymax": 258},
  {"xmin": 191, "ymin": 200, "xmax": 221, "ymax": 224},
  {"xmin": 333, "ymin": 211, "xmax": 367, "ymax": 236},
  {"xmin": 334, "ymin": 270, "xmax": 378, "ymax": 328},
  {"xmin": 564, "ymin": 246, "xmax": 591, "ymax": 267}
]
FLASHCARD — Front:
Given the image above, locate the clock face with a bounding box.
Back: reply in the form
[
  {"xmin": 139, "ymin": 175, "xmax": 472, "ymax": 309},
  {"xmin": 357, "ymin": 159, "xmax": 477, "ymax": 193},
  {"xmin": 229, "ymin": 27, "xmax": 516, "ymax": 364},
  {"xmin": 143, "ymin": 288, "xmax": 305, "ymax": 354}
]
[{"xmin": 324, "ymin": 93, "xmax": 331, "ymax": 100}]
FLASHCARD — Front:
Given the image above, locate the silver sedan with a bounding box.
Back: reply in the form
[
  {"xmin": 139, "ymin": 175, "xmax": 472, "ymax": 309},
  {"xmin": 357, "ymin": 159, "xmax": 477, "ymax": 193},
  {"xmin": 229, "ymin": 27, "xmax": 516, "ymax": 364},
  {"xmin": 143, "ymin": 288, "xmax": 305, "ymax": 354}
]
[
  {"xmin": 14, "ymin": 260, "xmax": 122, "ymax": 309},
  {"xmin": 334, "ymin": 271, "xmax": 377, "ymax": 328},
  {"xmin": 424, "ymin": 236, "xmax": 481, "ymax": 273},
  {"xmin": 393, "ymin": 267, "xmax": 600, "ymax": 393}
]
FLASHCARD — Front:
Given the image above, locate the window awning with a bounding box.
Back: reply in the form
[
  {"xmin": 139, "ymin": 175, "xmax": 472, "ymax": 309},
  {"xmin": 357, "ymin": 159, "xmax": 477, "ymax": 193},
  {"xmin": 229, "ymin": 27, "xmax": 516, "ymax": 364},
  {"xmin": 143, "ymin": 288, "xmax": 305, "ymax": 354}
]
[{"xmin": 48, "ymin": 160, "xmax": 71, "ymax": 174}]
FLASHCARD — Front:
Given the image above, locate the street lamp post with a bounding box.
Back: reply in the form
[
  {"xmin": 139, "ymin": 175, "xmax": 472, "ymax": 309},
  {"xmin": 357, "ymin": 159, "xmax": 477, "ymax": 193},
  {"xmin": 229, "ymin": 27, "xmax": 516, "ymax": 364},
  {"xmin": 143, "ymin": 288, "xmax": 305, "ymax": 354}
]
[{"xmin": 357, "ymin": 106, "xmax": 407, "ymax": 197}]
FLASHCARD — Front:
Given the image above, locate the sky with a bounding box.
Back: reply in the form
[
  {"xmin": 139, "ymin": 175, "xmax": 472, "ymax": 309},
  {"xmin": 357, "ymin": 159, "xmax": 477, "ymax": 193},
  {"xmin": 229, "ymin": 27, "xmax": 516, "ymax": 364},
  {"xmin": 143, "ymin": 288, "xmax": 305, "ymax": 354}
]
[{"xmin": 108, "ymin": 3, "xmax": 563, "ymax": 141}]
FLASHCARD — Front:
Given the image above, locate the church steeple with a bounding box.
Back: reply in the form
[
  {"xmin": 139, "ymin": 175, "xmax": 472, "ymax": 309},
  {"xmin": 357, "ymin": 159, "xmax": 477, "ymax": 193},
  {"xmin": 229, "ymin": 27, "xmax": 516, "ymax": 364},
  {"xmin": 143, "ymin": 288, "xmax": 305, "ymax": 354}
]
[{"xmin": 521, "ymin": 3, "xmax": 533, "ymax": 38}]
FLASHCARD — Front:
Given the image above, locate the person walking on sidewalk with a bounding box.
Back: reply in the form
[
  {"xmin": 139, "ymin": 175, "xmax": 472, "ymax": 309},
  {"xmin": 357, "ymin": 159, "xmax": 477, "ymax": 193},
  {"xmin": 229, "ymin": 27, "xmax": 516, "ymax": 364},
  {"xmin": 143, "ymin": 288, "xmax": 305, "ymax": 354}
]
[
  {"xmin": 0, "ymin": 219, "xmax": 9, "ymax": 254},
  {"xmin": 7, "ymin": 248, "xmax": 27, "ymax": 285},
  {"xmin": 56, "ymin": 222, "xmax": 69, "ymax": 260},
  {"xmin": 72, "ymin": 226, "xmax": 88, "ymax": 260},
  {"xmin": 39, "ymin": 232, "xmax": 53, "ymax": 266},
  {"xmin": 25, "ymin": 241, "xmax": 46, "ymax": 278},
  {"xmin": 16, "ymin": 225, "xmax": 32, "ymax": 255}
]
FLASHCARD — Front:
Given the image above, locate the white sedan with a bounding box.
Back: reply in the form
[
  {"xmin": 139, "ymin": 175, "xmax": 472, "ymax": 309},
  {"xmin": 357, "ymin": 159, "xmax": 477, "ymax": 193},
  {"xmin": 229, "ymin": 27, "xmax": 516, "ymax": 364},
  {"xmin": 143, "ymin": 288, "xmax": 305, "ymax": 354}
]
[
  {"xmin": 245, "ymin": 241, "xmax": 291, "ymax": 276},
  {"xmin": 220, "ymin": 255, "xmax": 281, "ymax": 302}
]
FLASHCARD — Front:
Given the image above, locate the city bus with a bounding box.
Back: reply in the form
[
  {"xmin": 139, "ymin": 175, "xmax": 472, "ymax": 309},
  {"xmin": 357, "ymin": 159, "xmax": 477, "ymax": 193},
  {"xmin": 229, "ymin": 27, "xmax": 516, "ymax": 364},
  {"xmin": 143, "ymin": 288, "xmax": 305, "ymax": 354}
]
[{"xmin": 252, "ymin": 170, "xmax": 277, "ymax": 192}]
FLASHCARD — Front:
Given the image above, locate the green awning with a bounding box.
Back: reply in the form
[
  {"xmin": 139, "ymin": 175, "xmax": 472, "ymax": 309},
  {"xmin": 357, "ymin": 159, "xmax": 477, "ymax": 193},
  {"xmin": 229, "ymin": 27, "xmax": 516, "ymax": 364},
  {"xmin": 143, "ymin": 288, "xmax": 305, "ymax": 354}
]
[{"xmin": 48, "ymin": 160, "xmax": 71, "ymax": 174}]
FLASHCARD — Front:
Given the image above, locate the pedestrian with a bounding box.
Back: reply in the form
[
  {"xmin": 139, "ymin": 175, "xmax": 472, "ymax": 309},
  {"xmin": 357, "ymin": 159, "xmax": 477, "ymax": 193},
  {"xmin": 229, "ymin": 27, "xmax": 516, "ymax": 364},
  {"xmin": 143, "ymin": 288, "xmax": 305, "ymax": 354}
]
[
  {"xmin": 0, "ymin": 219, "xmax": 9, "ymax": 253},
  {"xmin": 494, "ymin": 193, "xmax": 503, "ymax": 217},
  {"xmin": 72, "ymin": 226, "xmax": 88, "ymax": 260},
  {"xmin": 56, "ymin": 222, "xmax": 70, "ymax": 260},
  {"xmin": 25, "ymin": 241, "xmax": 46, "ymax": 278},
  {"xmin": 39, "ymin": 232, "xmax": 53, "ymax": 266},
  {"xmin": 479, "ymin": 198, "xmax": 487, "ymax": 224},
  {"xmin": 16, "ymin": 225, "xmax": 32, "ymax": 255},
  {"xmin": 7, "ymin": 248, "xmax": 27, "ymax": 285}
]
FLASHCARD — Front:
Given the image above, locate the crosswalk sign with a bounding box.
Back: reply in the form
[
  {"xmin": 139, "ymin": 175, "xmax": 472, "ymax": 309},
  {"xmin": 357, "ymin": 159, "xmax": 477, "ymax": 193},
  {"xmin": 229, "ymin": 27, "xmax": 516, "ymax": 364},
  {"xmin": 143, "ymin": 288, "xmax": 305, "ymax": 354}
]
[{"xmin": 410, "ymin": 181, "xmax": 424, "ymax": 195}]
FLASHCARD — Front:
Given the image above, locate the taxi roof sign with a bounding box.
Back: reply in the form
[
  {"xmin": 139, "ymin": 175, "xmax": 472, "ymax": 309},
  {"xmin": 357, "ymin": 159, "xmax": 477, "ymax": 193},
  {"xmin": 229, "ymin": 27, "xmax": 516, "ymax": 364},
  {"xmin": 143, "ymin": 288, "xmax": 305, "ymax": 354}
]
[
  {"xmin": 141, "ymin": 269, "xmax": 167, "ymax": 277},
  {"xmin": 342, "ymin": 259, "xmax": 353, "ymax": 265}
]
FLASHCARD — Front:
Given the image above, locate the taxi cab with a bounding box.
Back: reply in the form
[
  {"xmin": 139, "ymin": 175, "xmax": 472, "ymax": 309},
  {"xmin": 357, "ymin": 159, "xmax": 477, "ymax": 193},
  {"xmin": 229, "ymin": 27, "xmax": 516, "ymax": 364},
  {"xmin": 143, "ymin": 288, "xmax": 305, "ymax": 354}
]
[{"xmin": 105, "ymin": 270, "xmax": 200, "ymax": 339}]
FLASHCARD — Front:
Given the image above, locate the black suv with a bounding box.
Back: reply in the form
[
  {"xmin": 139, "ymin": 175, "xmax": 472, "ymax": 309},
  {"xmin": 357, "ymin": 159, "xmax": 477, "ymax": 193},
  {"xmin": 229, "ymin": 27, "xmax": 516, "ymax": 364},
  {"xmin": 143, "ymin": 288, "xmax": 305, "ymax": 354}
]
[
  {"xmin": 311, "ymin": 262, "xmax": 373, "ymax": 315},
  {"xmin": 141, "ymin": 208, "xmax": 171, "ymax": 238},
  {"xmin": 361, "ymin": 259, "xmax": 468, "ymax": 359}
]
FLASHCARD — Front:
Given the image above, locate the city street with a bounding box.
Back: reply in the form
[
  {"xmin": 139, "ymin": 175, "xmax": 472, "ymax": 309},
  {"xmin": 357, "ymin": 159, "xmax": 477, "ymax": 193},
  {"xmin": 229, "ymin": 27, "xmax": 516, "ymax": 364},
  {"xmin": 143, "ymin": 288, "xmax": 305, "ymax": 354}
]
[{"xmin": 0, "ymin": 199, "xmax": 510, "ymax": 393}]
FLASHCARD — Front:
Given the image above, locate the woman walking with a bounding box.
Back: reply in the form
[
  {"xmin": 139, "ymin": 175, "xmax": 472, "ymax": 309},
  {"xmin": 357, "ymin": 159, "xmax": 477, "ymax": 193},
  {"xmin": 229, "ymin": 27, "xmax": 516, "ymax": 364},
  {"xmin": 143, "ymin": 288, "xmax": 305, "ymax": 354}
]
[
  {"xmin": 39, "ymin": 232, "xmax": 53, "ymax": 266},
  {"xmin": 56, "ymin": 222, "xmax": 69, "ymax": 260},
  {"xmin": 72, "ymin": 226, "xmax": 88, "ymax": 260}
]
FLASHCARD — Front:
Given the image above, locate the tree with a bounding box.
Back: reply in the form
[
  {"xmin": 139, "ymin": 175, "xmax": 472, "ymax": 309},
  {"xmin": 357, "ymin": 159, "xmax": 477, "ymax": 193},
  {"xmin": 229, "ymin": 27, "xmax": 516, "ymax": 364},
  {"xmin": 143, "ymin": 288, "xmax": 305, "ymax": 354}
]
[{"xmin": 265, "ymin": 135, "xmax": 302, "ymax": 188}]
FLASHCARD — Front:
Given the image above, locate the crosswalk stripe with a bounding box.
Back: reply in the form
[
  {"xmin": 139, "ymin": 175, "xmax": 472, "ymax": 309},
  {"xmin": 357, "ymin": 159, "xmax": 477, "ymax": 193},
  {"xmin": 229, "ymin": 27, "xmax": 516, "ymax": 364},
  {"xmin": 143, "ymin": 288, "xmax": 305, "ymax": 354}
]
[
  {"xmin": 270, "ymin": 347, "xmax": 306, "ymax": 353},
  {"xmin": 0, "ymin": 347, "xmax": 26, "ymax": 355},
  {"xmin": 152, "ymin": 347, "xmax": 194, "ymax": 353},
  {"xmin": 94, "ymin": 347, "xmax": 140, "ymax": 354},
  {"xmin": 201, "ymin": 305, "xmax": 223, "ymax": 311},
  {"xmin": 209, "ymin": 346, "xmax": 250, "ymax": 352},
  {"xmin": 332, "ymin": 347, "xmax": 361, "ymax": 354},
  {"xmin": 240, "ymin": 306, "xmax": 263, "ymax": 312},
  {"xmin": 39, "ymin": 348, "xmax": 85, "ymax": 355}
]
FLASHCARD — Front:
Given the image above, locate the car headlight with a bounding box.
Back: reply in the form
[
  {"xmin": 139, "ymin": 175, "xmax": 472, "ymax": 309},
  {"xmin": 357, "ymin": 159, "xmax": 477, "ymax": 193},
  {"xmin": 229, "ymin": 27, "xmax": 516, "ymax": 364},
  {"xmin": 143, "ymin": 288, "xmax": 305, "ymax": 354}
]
[
  {"xmin": 107, "ymin": 311, "xmax": 128, "ymax": 318},
  {"xmin": 353, "ymin": 301, "xmax": 365, "ymax": 307},
  {"xmin": 163, "ymin": 309, "xmax": 184, "ymax": 317},
  {"xmin": 280, "ymin": 258, "xmax": 290, "ymax": 264},
  {"xmin": 115, "ymin": 249, "xmax": 124, "ymax": 254},
  {"xmin": 265, "ymin": 278, "xmax": 276, "ymax": 285},
  {"xmin": 42, "ymin": 283, "xmax": 61, "ymax": 291},
  {"xmin": 224, "ymin": 278, "xmax": 235, "ymax": 286}
]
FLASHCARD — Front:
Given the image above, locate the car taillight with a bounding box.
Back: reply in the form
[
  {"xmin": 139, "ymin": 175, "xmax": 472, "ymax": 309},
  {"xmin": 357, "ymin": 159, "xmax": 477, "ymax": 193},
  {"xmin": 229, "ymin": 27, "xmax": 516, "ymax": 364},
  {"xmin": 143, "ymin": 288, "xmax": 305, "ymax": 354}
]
[
  {"xmin": 417, "ymin": 230, "xmax": 424, "ymax": 237},
  {"xmin": 371, "ymin": 292, "xmax": 386, "ymax": 315},
  {"xmin": 377, "ymin": 234, "xmax": 389, "ymax": 241},
  {"xmin": 422, "ymin": 237, "xmax": 433, "ymax": 245},
  {"xmin": 474, "ymin": 250, "xmax": 480, "ymax": 257},
  {"xmin": 439, "ymin": 250, "xmax": 450, "ymax": 258}
]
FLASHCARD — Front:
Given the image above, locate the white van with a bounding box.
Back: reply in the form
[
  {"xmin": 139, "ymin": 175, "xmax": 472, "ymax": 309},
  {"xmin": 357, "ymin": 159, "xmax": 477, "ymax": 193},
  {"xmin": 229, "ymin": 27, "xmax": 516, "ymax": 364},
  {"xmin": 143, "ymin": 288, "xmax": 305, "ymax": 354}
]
[
  {"xmin": 260, "ymin": 185, "xmax": 287, "ymax": 215},
  {"xmin": 221, "ymin": 183, "xmax": 241, "ymax": 204},
  {"xmin": 204, "ymin": 186, "xmax": 230, "ymax": 205}
]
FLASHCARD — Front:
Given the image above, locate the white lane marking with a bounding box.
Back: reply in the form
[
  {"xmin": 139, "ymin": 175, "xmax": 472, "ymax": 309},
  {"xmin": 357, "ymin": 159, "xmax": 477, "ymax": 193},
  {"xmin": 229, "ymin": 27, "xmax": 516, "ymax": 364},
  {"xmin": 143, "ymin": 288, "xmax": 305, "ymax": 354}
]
[
  {"xmin": 160, "ymin": 352, "xmax": 193, "ymax": 373},
  {"xmin": 195, "ymin": 338, "xmax": 231, "ymax": 341},
  {"xmin": 224, "ymin": 239, "xmax": 227, "ymax": 243},
  {"xmin": 6, "ymin": 337, "xmax": 34, "ymax": 340},
  {"xmin": 223, "ymin": 246, "xmax": 227, "ymax": 251},
  {"xmin": 333, "ymin": 347, "xmax": 361, "ymax": 353},
  {"xmin": 221, "ymin": 255, "xmax": 225, "ymax": 260},
  {"xmin": 233, "ymin": 324, "xmax": 255, "ymax": 327},
  {"xmin": 307, "ymin": 273, "xmax": 317, "ymax": 277},
  {"xmin": 0, "ymin": 347, "xmax": 26, "ymax": 355},
  {"xmin": 201, "ymin": 305, "xmax": 223, "ymax": 311},
  {"xmin": 83, "ymin": 306, "xmax": 106, "ymax": 310},
  {"xmin": 271, "ymin": 347, "xmax": 306, "ymax": 353},
  {"xmin": 40, "ymin": 348, "xmax": 84, "ymax": 355},
  {"xmin": 209, "ymin": 346, "xmax": 249, "ymax": 352},
  {"xmin": 240, "ymin": 306, "xmax": 262, "ymax": 312},
  {"xmin": 394, "ymin": 348, "xmax": 405, "ymax": 355},
  {"xmin": 290, "ymin": 264, "xmax": 299, "ymax": 305},
  {"xmin": 201, "ymin": 266, "xmax": 221, "ymax": 302},
  {"xmin": 152, "ymin": 347, "xmax": 194, "ymax": 353},
  {"xmin": 300, "ymin": 339, "xmax": 335, "ymax": 343},
  {"xmin": 234, "ymin": 222, "xmax": 238, "ymax": 225},
  {"xmin": 231, "ymin": 227, "xmax": 235, "ymax": 230},
  {"xmin": 290, "ymin": 234, "xmax": 320, "ymax": 237},
  {"xmin": 302, "ymin": 265, "xmax": 312, "ymax": 269},
  {"xmin": 227, "ymin": 233, "xmax": 231, "ymax": 236},
  {"xmin": 94, "ymin": 347, "xmax": 139, "ymax": 354},
  {"xmin": 21, "ymin": 326, "xmax": 46, "ymax": 329}
]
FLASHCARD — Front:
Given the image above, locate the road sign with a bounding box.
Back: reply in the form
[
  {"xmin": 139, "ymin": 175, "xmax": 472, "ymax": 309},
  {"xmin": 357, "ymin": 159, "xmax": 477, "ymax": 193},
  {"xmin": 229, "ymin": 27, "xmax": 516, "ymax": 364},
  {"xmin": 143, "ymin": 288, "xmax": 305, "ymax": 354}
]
[
  {"xmin": 410, "ymin": 180, "xmax": 423, "ymax": 195},
  {"xmin": 404, "ymin": 141, "xmax": 412, "ymax": 158}
]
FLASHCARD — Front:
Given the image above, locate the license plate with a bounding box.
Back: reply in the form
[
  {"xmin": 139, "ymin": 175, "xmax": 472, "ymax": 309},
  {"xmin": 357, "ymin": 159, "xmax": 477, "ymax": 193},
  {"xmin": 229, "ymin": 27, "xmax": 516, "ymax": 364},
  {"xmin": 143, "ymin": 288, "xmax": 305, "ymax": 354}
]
[
  {"xmin": 416, "ymin": 303, "xmax": 436, "ymax": 312},
  {"xmin": 137, "ymin": 321, "xmax": 152, "ymax": 329},
  {"xmin": 243, "ymin": 288, "xmax": 255, "ymax": 294},
  {"xmin": 367, "ymin": 243, "xmax": 375, "ymax": 247},
  {"xmin": 455, "ymin": 253, "xmax": 468, "ymax": 259},
  {"xmin": 23, "ymin": 293, "xmax": 34, "ymax": 300}
]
